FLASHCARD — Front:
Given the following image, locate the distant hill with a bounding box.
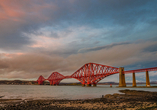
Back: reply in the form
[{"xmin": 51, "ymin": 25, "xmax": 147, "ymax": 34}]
[{"xmin": 0, "ymin": 80, "xmax": 37, "ymax": 85}]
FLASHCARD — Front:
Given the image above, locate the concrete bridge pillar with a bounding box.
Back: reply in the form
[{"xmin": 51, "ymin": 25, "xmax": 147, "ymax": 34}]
[
  {"xmin": 119, "ymin": 67, "xmax": 126, "ymax": 87},
  {"xmin": 146, "ymin": 71, "xmax": 150, "ymax": 87},
  {"xmin": 132, "ymin": 72, "xmax": 136, "ymax": 87}
]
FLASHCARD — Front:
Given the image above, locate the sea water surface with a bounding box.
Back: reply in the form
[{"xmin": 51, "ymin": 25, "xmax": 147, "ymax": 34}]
[{"xmin": 0, "ymin": 84, "xmax": 157, "ymax": 100}]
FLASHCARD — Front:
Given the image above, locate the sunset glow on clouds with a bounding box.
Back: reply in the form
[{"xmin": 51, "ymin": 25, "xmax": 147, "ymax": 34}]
[{"xmin": 0, "ymin": 0, "xmax": 157, "ymax": 82}]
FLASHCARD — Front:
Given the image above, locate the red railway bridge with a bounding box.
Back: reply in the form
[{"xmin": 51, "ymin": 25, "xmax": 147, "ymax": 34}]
[{"xmin": 37, "ymin": 63, "xmax": 157, "ymax": 87}]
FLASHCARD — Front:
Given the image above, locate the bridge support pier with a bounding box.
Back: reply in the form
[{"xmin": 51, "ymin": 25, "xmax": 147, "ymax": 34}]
[
  {"xmin": 146, "ymin": 71, "xmax": 150, "ymax": 87},
  {"xmin": 82, "ymin": 84, "xmax": 85, "ymax": 87},
  {"xmin": 49, "ymin": 81, "xmax": 53, "ymax": 85},
  {"xmin": 132, "ymin": 72, "xmax": 136, "ymax": 87},
  {"xmin": 87, "ymin": 84, "xmax": 91, "ymax": 87},
  {"xmin": 119, "ymin": 67, "xmax": 126, "ymax": 87},
  {"xmin": 93, "ymin": 84, "xmax": 97, "ymax": 87},
  {"xmin": 38, "ymin": 81, "xmax": 44, "ymax": 85}
]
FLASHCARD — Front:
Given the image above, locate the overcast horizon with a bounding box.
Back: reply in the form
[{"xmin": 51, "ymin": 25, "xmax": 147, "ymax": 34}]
[{"xmin": 0, "ymin": 0, "xmax": 157, "ymax": 83}]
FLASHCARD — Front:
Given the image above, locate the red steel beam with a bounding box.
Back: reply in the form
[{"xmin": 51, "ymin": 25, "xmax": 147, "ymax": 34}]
[
  {"xmin": 124, "ymin": 67, "xmax": 157, "ymax": 74},
  {"xmin": 37, "ymin": 62, "xmax": 157, "ymax": 85}
]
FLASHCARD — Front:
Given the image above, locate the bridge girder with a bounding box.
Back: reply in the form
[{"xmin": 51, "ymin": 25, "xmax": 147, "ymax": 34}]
[
  {"xmin": 37, "ymin": 63, "xmax": 119, "ymax": 85},
  {"xmin": 70, "ymin": 63, "xmax": 119, "ymax": 84}
]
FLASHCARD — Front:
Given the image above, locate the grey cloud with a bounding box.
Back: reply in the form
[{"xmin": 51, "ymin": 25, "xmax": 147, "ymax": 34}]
[
  {"xmin": 0, "ymin": 19, "xmax": 32, "ymax": 50},
  {"xmin": 144, "ymin": 43, "xmax": 157, "ymax": 52},
  {"xmin": 66, "ymin": 40, "xmax": 157, "ymax": 69},
  {"xmin": 68, "ymin": 0, "xmax": 157, "ymax": 26},
  {"xmin": 1, "ymin": 40, "xmax": 157, "ymax": 79},
  {"xmin": 78, "ymin": 42, "xmax": 130, "ymax": 53},
  {"xmin": 0, "ymin": 60, "xmax": 8, "ymax": 69},
  {"xmin": 1, "ymin": 0, "xmax": 157, "ymax": 80},
  {"xmin": 125, "ymin": 60, "xmax": 157, "ymax": 71},
  {"xmin": 1, "ymin": 0, "xmax": 157, "ymax": 51},
  {"xmin": 36, "ymin": 40, "xmax": 82, "ymax": 57},
  {"xmin": 0, "ymin": 53, "xmax": 64, "ymax": 78},
  {"xmin": 0, "ymin": 0, "xmax": 58, "ymax": 50},
  {"xmin": 149, "ymin": 18, "xmax": 157, "ymax": 25}
]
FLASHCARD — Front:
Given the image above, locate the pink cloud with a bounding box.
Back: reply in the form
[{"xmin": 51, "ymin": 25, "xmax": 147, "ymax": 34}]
[
  {"xmin": 0, "ymin": 1, "xmax": 25, "ymax": 20},
  {"xmin": 0, "ymin": 0, "xmax": 57, "ymax": 22},
  {"xmin": 0, "ymin": 40, "xmax": 157, "ymax": 80}
]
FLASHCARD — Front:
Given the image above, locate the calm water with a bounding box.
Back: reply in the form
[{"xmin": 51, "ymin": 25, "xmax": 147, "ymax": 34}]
[{"xmin": 0, "ymin": 84, "xmax": 157, "ymax": 100}]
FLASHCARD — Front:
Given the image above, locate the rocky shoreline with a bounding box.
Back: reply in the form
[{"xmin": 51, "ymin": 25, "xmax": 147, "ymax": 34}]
[{"xmin": 0, "ymin": 89, "xmax": 157, "ymax": 110}]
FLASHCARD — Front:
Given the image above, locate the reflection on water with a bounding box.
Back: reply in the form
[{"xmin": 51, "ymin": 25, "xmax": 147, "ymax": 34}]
[{"xmin": 0, "ymin": 84, "xmax": 157, "ymax": 100}]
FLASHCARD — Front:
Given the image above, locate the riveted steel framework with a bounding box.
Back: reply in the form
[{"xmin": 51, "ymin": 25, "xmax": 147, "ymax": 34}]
[
  {"xmin": 47, "ymin": 72, "xmax": 65, "ymax": 85},
  {"xmin": 37, "ymin": 63, "xmax": 157, "ymax": 85},
  {"xmin": 37, "ymin": 75, "xmax": 45, "ymax": 85},
  {"xmin": 123, "ymin": 67, "xmax": 157, "ymax": 74},
  {"xmin": 37, "ymin": 63, "xmax": 119, "ymax": 85},
  {"xmin": 70, "ymin": 63, "xmax": 119, "ymax": 85}
]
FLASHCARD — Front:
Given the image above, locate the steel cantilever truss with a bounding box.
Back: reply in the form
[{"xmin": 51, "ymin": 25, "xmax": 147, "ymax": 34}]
[
  {"xmin": 47, "ymin": 72, "xmax": 65, "ymax": 85},
  {"xmin": 37, "ymin": 63, "xmax": 157, "ymax": 85},
  {"xmin": 37, "ymin": 63, "xmax": 119, "ymax": 85},
  {"xmin": 70, "ymin": 63, "xmax": 119, "ymax": 85},
  {"xmin": 37, "ymin": 75, "xmax": 45, "ymax": 85}
]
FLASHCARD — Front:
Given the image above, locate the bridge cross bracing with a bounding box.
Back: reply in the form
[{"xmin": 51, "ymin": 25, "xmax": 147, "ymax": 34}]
[
  {"xmin": 37, "ymin": 63, "xmax": 157, "ymax": 87},
  {"xmin": 37, "ymin": 63, "xmax": 119, "ymax": 86}
]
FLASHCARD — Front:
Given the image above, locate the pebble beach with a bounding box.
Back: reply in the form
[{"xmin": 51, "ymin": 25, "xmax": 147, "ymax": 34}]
[{"xmin": 1, "ymin": 89, "xmax": 157, "ymax": 110}]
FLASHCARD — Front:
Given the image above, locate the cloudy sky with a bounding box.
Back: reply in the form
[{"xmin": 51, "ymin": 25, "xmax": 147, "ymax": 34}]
[{"xmin": 0, "ymin": 0, "xmax": 157, "ymax": 83}]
